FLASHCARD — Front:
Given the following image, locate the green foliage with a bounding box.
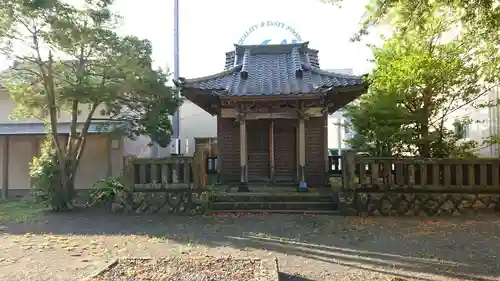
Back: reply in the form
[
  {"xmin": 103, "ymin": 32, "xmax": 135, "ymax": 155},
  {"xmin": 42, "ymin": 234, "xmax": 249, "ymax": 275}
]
[
  {"xmin": 344, "ymin": 87, "xmax": 411, "ymax": 156},
  {"xmin": 88, "ymin": 178, "xmax": 126, "ymax": 207},
  {"xmin": 321, "ymin": 0, "xmax": 499, "ymax": 104},
  {"xmin": 0, "ymin": 0, "xmax": 180, "ymax": 210},
  {"xmin": 344, "ymin": 15, "xmax": 492, "ymax": 158},
  {"xmin": 327, "ymin": 0, "xmax": 499, "ymax": 45},
  {"xmin": 30, "ymin": 136, "xmax": 76, "ymax": 210},
  {"xmin": 0, "ymin": 199, "xmax": 48, "ymax": 223}
]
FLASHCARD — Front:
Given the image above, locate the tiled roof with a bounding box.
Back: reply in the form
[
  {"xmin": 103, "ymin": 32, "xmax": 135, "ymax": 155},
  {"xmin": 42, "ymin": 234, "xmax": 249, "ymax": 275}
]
[
  {"xmin": 174, "ymin": 42, "xmax": 364, "ymax": 96},
  {"xmin": 224, "ymin": 48, "xmax": 321, "ymax": 70}
]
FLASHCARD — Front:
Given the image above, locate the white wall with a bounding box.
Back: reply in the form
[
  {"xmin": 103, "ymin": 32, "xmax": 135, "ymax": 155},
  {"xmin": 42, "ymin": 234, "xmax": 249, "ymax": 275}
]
[
  {"xmin": 155, "ymin": 100, "xmax": 217, "ymax": 157},
  {"xmin": 444, "ymin": 86, "xmax": 500, "ymax": 157},
  {"xmin": 178, "ymin": 100, "xmax": 217, "ymax": 155},
  {"xmin": 326, "ymin": 69, "xmax": 354, "ymax": 151},
  {"xmin": 488, "ymin": 86, "xmax": 500, "ymax": 156}
]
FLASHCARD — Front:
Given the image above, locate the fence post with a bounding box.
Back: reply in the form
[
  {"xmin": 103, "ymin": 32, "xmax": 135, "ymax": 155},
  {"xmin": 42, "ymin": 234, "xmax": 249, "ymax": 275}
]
[
  {"xmin": 193, "ymin": 144, "xmax": 205, "ymax": 189},
  {"xmin": 122, "ymin": 156, "xmax": 135, "ymax": 189},
  {"xmin": 342, "ymin": 150, "xmax": 356, "ymax": 190}
]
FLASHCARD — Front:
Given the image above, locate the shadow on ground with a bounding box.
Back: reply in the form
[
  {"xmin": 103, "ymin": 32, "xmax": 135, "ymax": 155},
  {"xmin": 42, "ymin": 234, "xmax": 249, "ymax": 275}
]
[
  {"xmin": 2, "ymin": 208, "xmax": 500, "ymax": 280},
  {"xmin": 280, "ymin": 272, "xmax": 316, "ymax": 281}
]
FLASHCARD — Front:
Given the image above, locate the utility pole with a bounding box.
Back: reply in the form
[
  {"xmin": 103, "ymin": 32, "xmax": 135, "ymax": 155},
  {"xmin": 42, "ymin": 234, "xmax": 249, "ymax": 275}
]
[{"xmin": 173, "ymin": 0, "xmax": 180, "ymax": 144}]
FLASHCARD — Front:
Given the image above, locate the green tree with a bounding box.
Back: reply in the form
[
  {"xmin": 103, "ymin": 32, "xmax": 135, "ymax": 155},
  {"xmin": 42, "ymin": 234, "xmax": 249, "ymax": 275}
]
[
  {"xmin": 0, "ymin": 0, "xmax": 180, "ymax": 210},
  {"xmin": 322, "ymin": 0, "xmax": 499, "ymax": 88},
  {"xmin": 343, "ymin": 88, "xmax": 411, "ymax": 156},
  {"xmin": 344, "ymin": 16, "xmax": 495, "ymax": 157},
  {"xmin": 321, "ymin": 0, "xmax": 499, "ymax": 41}
]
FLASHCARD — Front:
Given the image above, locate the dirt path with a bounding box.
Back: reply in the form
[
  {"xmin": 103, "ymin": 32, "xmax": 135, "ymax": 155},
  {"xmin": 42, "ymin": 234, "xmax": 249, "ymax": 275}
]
[{"xmin": 1, "ymin": 209, "xmax": 500, "ymax": 281}]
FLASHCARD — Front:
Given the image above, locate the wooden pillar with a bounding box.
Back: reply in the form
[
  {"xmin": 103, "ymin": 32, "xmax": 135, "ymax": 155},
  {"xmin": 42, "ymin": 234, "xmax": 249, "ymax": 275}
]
[
  {"xmin": 296, "ymin": 122, "xmax": 300, "ymax": 181},
  {"xmin": 269, "ymin": 120, "xmax": 275, "ymax": 183},
  {"xmin": 298, "ymin": 116, "xmax": 307, "ymax": 189},
  {"xmin": 324, "ymin": 110, "xmax": 330, "ymax": 186},
  {"xmin": 238, "ymin": 114, "xmax": 249, "ymax": 192},
  {"xmin": 2, "ymin": 136, "xmax": 9, "ymax": 199}
]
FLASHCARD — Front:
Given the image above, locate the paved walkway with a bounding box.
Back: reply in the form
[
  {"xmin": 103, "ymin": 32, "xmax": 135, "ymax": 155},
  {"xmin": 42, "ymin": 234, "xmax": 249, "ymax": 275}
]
[{"xmin": 1, "ymin": 210, "xmax": 499, "ymax": 280}]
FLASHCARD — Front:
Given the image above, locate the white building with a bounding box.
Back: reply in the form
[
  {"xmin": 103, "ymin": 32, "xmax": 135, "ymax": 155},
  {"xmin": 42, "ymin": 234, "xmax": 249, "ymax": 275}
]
[
  {"xmin": 448, "ymin": 85, "xmax": 500, "ymax": 157},
  {"xmin": 326, "ymin": 69, "xmax": 355, "ymax": 153}
]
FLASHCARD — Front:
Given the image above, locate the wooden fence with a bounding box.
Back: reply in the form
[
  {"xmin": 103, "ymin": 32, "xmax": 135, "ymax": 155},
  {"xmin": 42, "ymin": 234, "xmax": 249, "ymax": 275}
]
[
  {"xmin": 342, "ymin": 154, "xmax": 500, "ymax": 191},
  {"xmin": 123, "ymin": 156, "xmax": 203, "ymax": 190},
  {"xmin": 339, "ymin": 151, "xmax": 500, "ymax": 216},
  {"xmin": 115, "ymin": 156, "xmax": 208, "ymax": 215}
]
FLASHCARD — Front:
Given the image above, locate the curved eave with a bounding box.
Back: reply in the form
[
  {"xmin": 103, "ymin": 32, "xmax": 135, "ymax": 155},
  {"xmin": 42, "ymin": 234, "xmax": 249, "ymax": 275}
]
[
  {"xmin": 172, "ymin": 65, "xmax": 241, "ymax": 89},
  {"xmin": 324, "ymin": 80, "xmax": 369, "ymax": 114},
  {"xmin": 180, "ymin": 88, "xmax": 223, "ymax": 116}
]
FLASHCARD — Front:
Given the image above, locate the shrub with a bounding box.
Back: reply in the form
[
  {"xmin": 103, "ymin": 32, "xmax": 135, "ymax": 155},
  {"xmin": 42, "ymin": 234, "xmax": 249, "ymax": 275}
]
[
  {"xmin": 29, "ymin": 138, "xmax": 75, "ymax": 210},
  {"xmin": 89, "ymin": 178, "xmax": 126, "ymax": 207}
]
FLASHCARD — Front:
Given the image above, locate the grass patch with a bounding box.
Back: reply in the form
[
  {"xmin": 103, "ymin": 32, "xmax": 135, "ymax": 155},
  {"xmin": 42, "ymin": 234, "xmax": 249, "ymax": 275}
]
[{"xmin": 0, "ymin": 199, "xmax": 48, "ymax": 223}]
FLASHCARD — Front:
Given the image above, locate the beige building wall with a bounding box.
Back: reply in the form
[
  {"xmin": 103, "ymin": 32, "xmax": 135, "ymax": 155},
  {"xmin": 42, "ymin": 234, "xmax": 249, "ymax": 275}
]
[
  {"xmin": 0, "ymin": 135, "xmax": 123, "ymax": 192},
  {"xmin": 0, "ymin": 88, "xmax": 125, "ymax": 193}
]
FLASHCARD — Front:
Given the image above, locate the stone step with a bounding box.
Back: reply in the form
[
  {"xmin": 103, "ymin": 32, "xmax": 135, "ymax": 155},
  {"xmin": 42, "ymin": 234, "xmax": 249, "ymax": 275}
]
[
  {"xmin": 206, "ymin": 209, "xmax": 340, "ymax": 215},
  {"xmin": 211, "ymin": 192, "xmax": 338, "ymax": 203},
  {"xmin": 210, "ymin": 201, "xmax": 338, "ymax": 211}
]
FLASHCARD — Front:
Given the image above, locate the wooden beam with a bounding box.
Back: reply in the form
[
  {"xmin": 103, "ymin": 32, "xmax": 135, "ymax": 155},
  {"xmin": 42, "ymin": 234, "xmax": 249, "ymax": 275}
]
[
  {"xmin": 2, "ymin": 136, "xmax": 9, "ymax": 199},
  {"xmin": 220, "ymin": 107, "xmax": 324, "ymax": 119},
  {"xmin": 221, "ymin": 94, "xmax": 323, "ymax": 101},
  {"xmin": 269, "ymin": 120, "xmax": 275, "ymax": 183}
]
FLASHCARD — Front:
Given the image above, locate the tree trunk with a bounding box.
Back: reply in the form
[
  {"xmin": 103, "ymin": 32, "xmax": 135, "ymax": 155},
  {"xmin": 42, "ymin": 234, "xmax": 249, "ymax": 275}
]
[
  {"xmin": 52, "ymin": 157, "xmax": 76, "ymax": 211},
  {"xmin": 420, "ymin": 123, "xmax": 431, "ymax": 157}
]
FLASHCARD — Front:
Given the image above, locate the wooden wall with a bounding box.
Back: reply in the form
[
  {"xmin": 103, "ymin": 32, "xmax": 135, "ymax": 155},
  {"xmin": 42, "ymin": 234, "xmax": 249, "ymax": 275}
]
[
  {"xmin": 306, "ymin": 116, "xmax": 327, "ymax": 186},
  {"xmin": 217, "ymin": 116, "xmax": 240, "ymax": 183},
  {"xmin": 217, "ymin": 115, "xmax": 327, "ymax": 187}
]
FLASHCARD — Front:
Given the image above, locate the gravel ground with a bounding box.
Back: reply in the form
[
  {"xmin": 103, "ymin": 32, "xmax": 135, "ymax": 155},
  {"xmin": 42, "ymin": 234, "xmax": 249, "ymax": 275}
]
[
  {"xmin": 90, "ymin": 256, "xmax": 277, "ymax": 281},
  {"xmin": 1, "ymin": 209, "xmax": 500, "ymax": 281}
]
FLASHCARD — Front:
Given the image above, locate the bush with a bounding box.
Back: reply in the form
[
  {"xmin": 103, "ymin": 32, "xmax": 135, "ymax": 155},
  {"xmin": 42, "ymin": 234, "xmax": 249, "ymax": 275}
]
[
  {"xmin": 88, "ymin": 178, "xmax": 126, "ymax": 207},
  {"xmin": 29, "ymin": 138, "xmax": 75, "ymax": 211}
]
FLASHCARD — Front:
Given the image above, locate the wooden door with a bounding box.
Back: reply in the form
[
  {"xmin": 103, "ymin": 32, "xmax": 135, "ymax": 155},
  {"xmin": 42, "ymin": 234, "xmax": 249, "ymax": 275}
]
[
  {"xmin": 273, "ymin": 119, "xmax": 296, "ymax": 182},
  {"xmin": 246, "ymin": 119, "xmax": 270, "ymax": 182}
]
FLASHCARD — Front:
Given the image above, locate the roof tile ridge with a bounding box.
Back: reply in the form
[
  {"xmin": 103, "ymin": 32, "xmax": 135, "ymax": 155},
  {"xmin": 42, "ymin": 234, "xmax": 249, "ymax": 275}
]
[{"xmin": 173, "ymin": 65, "xmax": 242, "ymax": 86}]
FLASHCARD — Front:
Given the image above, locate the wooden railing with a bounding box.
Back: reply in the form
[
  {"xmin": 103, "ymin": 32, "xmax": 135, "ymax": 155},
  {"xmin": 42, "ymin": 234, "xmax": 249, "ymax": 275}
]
[
  {"xmin": 206, "ymin": 156, "xmax": 218, "ymax": 174},
  {"xmin": 123, "ymin": 156, "xmax": 199, "ymax": 189},
  {"xmin": 329, "ymin": 156, "xmax": 342, "ymax": 175},
  {"xmin": 342, "ymin": 154, "xmax": 500, "ymax": 192},
  {"xmin": 338, "ymin": 152, "xmax": 500, "ymax": 216}
]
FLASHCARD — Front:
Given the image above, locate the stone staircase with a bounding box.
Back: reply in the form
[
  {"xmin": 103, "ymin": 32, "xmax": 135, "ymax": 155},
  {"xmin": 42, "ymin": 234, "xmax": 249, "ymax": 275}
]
[{"xmin": 208, "ymin": 188, "xmax": 339, "ymax": 214}]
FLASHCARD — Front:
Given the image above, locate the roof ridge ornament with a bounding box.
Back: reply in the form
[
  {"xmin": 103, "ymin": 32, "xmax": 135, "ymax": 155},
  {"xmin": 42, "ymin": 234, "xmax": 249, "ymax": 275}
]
[
  {"xmin": 302, "ymin": 52, "xmax": 311, "ymax": 71},
  {"xmin": 240, "ymin": 49, "xmax": 251, "ymax": 80},
  {"xmin": 292, "ymin": 47, "xmax": 303, "ymax": 79}
]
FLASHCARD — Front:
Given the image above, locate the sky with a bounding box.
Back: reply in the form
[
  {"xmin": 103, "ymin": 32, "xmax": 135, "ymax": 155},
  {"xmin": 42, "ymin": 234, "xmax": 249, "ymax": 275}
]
[
  {"xmin": 113, "ymin": 0, "xmax": 380, "ymax": 77},
  {"xmin": 1, "ymin": 0, "xmax": 383, "ymax": 77}
]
